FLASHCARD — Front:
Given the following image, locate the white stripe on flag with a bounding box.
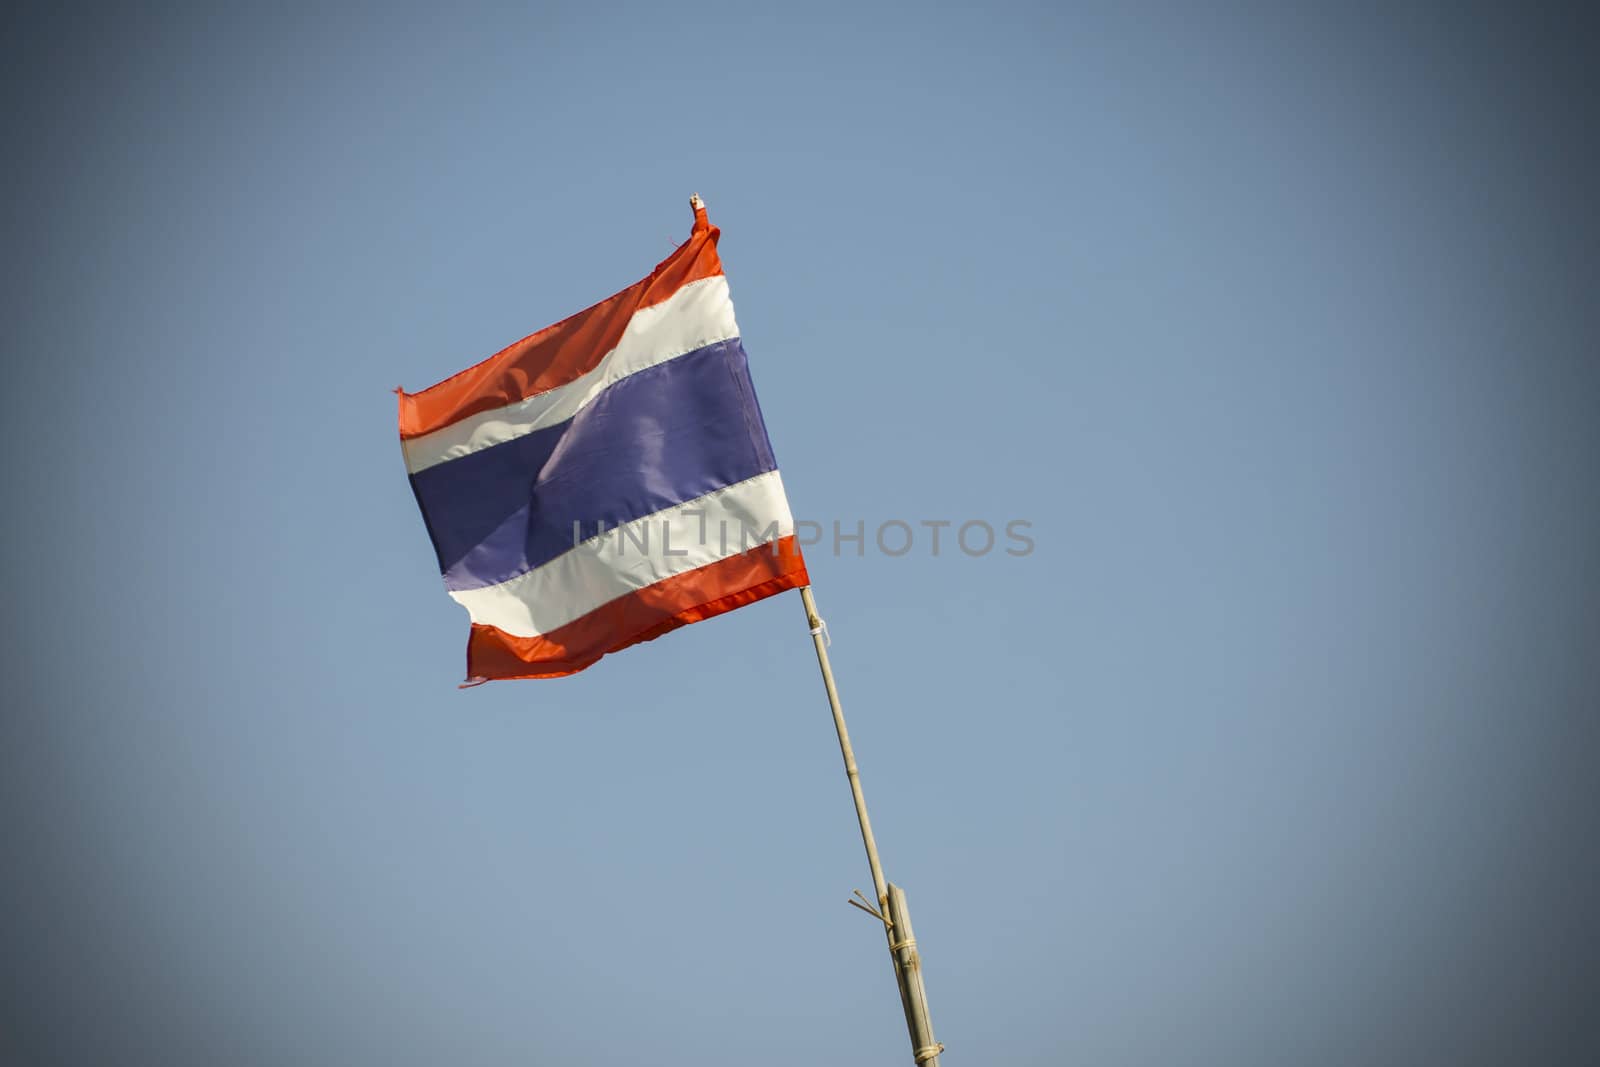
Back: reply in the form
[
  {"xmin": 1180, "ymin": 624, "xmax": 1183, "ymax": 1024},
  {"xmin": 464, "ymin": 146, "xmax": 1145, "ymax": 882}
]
[
  {"xmin": 448, "ymin": 470, "xmax": 795, "ymax": 637},
  {"xmin": 402, "ymin": 275, "xmax": 739, "ymax": 473}
]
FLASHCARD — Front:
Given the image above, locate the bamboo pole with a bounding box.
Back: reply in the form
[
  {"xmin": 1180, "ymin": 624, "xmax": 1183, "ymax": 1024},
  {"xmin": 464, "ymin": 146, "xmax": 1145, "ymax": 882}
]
[
  {"xmin": 888, "ymin": 884, "xmax": 944, "ymax": 1065},
  {"xmin": 800, "ymin": 585, "xmax": 889, "ymax": 911},
  {"xmin": 798, "ymin": 585, "xmax": 942, "ymax": 1065}
]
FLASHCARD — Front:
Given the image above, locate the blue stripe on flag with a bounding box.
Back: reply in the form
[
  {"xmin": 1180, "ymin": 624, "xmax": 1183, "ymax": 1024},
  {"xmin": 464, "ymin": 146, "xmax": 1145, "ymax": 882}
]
[{"xmin": 409, "ymin": 338, "xmax": 779, "ymax": 592}]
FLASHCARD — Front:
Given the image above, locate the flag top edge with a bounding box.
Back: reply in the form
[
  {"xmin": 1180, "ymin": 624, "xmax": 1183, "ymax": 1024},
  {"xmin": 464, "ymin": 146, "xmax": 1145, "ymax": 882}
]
[{"xmin": 397, "ymin": 213, "xmax": 724, "ymax": 440}]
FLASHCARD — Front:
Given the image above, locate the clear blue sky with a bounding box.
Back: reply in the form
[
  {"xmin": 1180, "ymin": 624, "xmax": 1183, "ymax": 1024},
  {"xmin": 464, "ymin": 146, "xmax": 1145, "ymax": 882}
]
[{"xmin": 4, "ymin": 5, "xmax": 1597, "ymax": 1065}]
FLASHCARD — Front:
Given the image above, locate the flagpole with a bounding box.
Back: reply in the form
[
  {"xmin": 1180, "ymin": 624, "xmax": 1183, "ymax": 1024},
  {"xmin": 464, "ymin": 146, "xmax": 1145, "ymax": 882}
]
[
  {"xmin": 800, "ymin": 585, "xmax": 889, "ymax": 907},
  {"xmin": 799, "ymin": 584, "xmax": 943, "ymax": 1065}
]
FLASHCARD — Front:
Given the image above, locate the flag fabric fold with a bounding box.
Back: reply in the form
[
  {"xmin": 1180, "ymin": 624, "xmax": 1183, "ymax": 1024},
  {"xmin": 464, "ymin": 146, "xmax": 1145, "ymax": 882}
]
[{"xmin": 398, "ymin": 201, "xmax": 809, "ymax": 682}]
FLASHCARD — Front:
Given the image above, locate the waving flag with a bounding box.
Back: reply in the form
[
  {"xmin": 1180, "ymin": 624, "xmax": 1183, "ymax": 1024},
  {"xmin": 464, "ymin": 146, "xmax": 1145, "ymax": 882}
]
[{"xmin": 398, "ymin": 199, "xmax": 809, "ymax": 682}]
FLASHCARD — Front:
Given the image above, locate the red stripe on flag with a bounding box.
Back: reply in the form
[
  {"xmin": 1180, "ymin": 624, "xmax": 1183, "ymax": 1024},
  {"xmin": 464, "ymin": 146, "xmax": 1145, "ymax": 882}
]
[
  {"xmin": 463, "ymin": 536, "xmax": 809, "ymax": 681},
  {"xmin": 399, "ymin": 224, "xmax": 725, "ymax": 440}
]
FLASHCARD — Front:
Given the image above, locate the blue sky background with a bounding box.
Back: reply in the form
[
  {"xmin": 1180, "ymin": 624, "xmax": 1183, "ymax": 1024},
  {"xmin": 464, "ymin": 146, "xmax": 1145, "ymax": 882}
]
[{"xmin": 4, "ymin": 5, "xmax": 1597, "ymax": 1065}]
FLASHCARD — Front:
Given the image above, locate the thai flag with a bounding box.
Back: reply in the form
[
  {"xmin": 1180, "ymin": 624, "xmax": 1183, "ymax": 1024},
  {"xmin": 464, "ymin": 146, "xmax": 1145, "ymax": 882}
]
[{"xmin": 398, "ymin": 199, "xmax": 809, "ymax": 682}]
